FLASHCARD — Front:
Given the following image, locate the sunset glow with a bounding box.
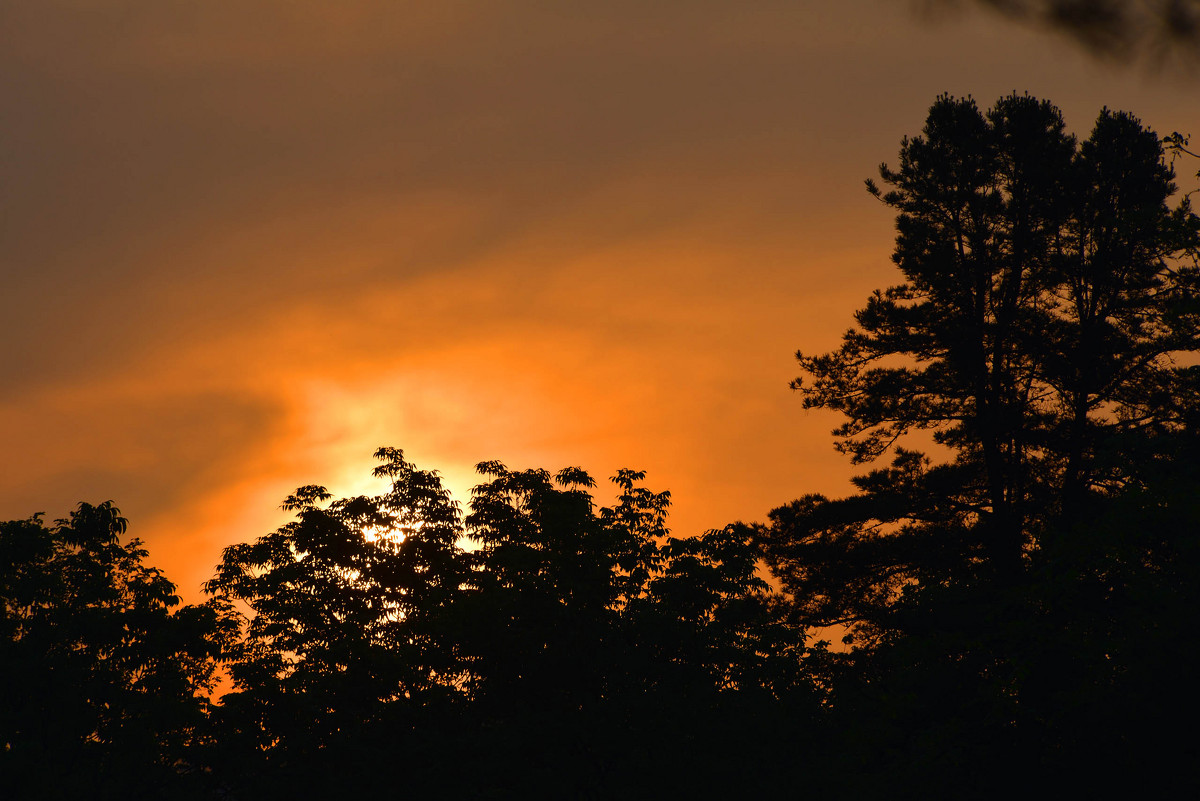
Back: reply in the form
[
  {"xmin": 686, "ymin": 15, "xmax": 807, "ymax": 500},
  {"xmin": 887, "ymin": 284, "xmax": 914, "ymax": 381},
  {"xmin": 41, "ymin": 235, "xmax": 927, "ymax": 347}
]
[{"xmin": 4, "ymin": 0, "xmax": 1198, "ymax": 604}]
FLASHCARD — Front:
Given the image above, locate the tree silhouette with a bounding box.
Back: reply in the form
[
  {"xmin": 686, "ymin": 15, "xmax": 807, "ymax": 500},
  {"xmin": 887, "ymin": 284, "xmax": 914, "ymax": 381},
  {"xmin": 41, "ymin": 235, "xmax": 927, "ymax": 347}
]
[
  {"xmin": 0, "ymin": 502, "xmax": 236, "ymax": 800},
  {"xmin": 202, "ymin": 448, "xmax": 470, "ymax": 796},
  {"xmin": 767, "ymin": 93, "xmax": 1199, "ymax": 634},
  {"xmin": 203, "ymin": 450, "xmax": 816, "ymax": 797},
  {"xmin": 459, "ymin": 463, "xmax": 814, "ymax": 796},
  {"xmin": 759, "ymin": 93, "xmax": 1200, "ymax": 794},
  {"xmin": 11, "ymin": 91, "xmax": 1199, "ymax": 796}
]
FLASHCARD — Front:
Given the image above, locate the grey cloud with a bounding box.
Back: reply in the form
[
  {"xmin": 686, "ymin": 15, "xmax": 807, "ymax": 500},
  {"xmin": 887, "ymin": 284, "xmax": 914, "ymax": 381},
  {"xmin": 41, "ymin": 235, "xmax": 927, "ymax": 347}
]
[{"xmin": 1, "ymin": 1, "xmax": 889, "ymax": 397}]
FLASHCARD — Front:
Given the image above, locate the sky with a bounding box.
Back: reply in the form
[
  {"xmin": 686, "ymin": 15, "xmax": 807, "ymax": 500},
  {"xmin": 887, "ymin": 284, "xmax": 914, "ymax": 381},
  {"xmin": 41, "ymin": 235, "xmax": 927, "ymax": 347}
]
[{"xmin": 3, "ymin": 0, "xmax": 1199, "ymax": 601}]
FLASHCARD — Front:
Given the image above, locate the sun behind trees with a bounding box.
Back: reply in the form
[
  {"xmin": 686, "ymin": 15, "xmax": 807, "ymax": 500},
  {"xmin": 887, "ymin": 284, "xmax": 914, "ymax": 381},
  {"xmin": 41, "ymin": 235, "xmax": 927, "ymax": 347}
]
[
  {"xmin": 3, "ymin": 93, "xmax": 1199, "ymax": 799},
  {"xmin": 202, "ymin": 448, "xmax": 816, "ymax": 798}
]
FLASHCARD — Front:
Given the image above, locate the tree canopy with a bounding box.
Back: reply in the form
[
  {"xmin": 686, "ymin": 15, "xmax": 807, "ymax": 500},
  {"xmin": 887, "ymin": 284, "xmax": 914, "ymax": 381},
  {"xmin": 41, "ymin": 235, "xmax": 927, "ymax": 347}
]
[
  {"xmin": 200, "ymin": 448, "xmax": 815, "ymax": 798},
  {"xmin": 768, "ymin": 93, "xmax": 1199, "ymax": 630},
  {"xmin": 1, "ymin": 502, "xmax": 237, "ymax": 800},
  {"xmin": 760, "ymin": 92, "xmax": 1200, "ymax": 794},
  {"xmin": 4, "ymin": 92, "xmax": 1199, "ymax": 798}
]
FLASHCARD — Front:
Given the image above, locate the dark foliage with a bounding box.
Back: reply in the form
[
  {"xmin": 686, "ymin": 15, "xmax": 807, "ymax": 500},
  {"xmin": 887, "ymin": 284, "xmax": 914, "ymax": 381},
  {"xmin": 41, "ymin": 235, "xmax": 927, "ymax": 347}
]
[
  {"xmin": 201, "ymin": 449, "xmax": 817, "ymax": 798},
  {"xmin": 760, "ymin": 93, "xmax": 1200, "ymax": 794},
  {"xmin": 0, "ymin": 502, "xmax": 237, "ymax": 800},
  {"xmin": 5, "ymin": 92, "xmax": 1199, "ymax": 799}
]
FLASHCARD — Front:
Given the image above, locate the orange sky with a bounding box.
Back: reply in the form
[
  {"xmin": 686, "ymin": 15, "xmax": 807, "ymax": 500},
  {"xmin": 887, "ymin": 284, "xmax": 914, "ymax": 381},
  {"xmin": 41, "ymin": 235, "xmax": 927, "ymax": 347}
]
[{"xmin": 3, "ymin": 0, "xmax": 1199, "ymax": 601}]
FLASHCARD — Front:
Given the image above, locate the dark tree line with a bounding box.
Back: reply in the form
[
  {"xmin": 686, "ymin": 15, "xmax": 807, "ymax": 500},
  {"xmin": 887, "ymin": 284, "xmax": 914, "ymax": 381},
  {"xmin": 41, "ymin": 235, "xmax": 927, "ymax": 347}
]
[
  {"xmin": 200, "ymin": 452, "xmax": 818, "ymax": 798},
  {"xmin": 0, "ymin": 502, "xmax": 237, "ymax": 799},
  {"xmin": 4, "ymin": 94, "xmax": 1199, "ymax": 799},
  {"xmin": 762, "ymin": 93, "xmax": 1200, "ymax": 796}
]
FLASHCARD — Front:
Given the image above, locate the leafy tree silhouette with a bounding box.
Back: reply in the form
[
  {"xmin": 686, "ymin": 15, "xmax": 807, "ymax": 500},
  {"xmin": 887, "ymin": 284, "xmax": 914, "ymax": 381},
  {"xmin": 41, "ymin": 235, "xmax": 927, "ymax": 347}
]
[
  {"xmin": 204, "ymin": 449, "xmax": 817, "ymax": 798},
  {"xmin": 459, "ymin": 463, "xmax": 815, "ymax": 797},
  {"xmin": 0, "ymin": 502, "xmax": 237, "ymax": 800},
  {"xmin": 758, "ymin": 93, "xmax": 1200, "ymax": 795},
  {"xmin": 11, "ymin": 91, "xmax": 1199, "ymax": 797},
  {"xmin": 202, "ymin": 448, "xmax": 471, "ymax": 797}
]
